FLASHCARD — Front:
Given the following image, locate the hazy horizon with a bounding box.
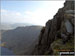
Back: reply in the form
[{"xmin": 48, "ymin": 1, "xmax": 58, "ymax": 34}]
[{"xmin": 1, "ymin": 0, "xmax": 65, "ymax": 26}]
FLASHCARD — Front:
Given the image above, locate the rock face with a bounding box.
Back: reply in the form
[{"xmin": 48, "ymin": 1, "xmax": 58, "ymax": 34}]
[
  {"xmin": 33, "ymin": 1, "xmax": 74, "ymax": 55},
  {"xmin": 0, "ymin": 47, "xmax": 14, "ymax": 55}
]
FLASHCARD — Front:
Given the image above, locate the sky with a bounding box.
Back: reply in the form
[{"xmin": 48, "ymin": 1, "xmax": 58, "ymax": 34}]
[{"xmin": 1, "ymin": 0, "xmax": 65, "ymax": 26}]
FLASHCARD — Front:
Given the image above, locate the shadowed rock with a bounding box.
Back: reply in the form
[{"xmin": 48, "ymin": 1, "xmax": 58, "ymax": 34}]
[{"xmin": 32, "ymin": 0, "xmax": 74, "ymax": 55}]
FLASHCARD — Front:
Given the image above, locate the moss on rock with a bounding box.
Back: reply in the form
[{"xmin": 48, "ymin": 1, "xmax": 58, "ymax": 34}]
[{"xmin": 51, "ymin": 36, "xmax": 74, "ymax": 55}]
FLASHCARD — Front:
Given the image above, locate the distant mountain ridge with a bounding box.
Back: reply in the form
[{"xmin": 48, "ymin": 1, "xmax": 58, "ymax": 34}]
[
  {"xmin": 0, "ymin": 23, "xmax": 32, "ymax": 30},
  {"xmin": 1, "ymin": 26, "xmax": 42, "ymax": 55}
]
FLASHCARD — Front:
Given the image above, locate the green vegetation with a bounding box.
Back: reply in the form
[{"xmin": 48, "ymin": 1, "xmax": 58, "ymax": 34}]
[
  {"xmin": 51, "ymin": 36, "xmax": 74, "ymax": 55},
  {"xmin": 0, "ymin": 42, "xmax": 6, "ymax": 47}
]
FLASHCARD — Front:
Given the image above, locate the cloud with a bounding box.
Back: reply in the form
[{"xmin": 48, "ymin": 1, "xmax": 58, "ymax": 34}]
[
  {"xmin": 15, "ymin": 12, "xmax": 21, "ymax": 16},
  {"xmin": 1, "ymin": 9, "xmax": 8, "ymax": 13},
  {"xmin": 24, "ymin": 1, "xmax": 65, "ymax": 26},
  {"xmin": 1, "ymin": 9, "xmax": 25, "ymax": 23},
  {"xmin": 25, "ymin": 11, "xmax": 32, "ymax": 15},
  {"xmin": 1, "ymin": 1, "xmax": 65, "ymax": 26}
]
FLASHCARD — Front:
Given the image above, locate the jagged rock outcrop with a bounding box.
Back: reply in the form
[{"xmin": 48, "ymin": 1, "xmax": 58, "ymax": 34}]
[{"xmin": 33, "ymin": 1, "xmax": 74, "ymax": 55}]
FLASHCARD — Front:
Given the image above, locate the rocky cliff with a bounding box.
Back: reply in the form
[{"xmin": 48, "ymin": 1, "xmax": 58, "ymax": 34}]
[{"xmin": 33, "ymin": 0, "xmax": 74, "ymax": 55}]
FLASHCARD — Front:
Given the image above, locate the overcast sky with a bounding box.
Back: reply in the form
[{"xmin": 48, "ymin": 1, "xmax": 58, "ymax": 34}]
[{"xmin": 1, "ymin": 0, "xmax": 65, "ymax": 26}]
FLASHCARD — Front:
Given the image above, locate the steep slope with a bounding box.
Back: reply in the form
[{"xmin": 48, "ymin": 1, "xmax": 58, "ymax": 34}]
[
  {"xmin": 33, "ymin": 1, "xmax": 74, "ymax": 55},
  {"xmin": 1, "ymin": 26, "xmax": 42, "ymax": 55}
]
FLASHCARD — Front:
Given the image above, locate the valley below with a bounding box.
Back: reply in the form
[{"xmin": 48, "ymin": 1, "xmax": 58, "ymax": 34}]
[{"xmin": 0, "ymin": 26, "xmax": 42, "ymax": 55}]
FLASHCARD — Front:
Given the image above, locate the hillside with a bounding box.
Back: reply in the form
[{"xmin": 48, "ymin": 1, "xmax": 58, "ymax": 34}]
[
  {"xmin": 1, "ymin": 26, "xmax": 42, "ymax": 55},
  {"xmin": 0, "ymin": 23, "xmax": 31, "ymax": 30},
  {"xmin": 32, "ymin": 1, "xmax": 74, "ymax": 55}
]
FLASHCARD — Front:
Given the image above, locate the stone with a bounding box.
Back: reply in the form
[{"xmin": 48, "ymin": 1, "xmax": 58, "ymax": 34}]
[
  {"xmin": 65, "ymin": 10, "xmax": 75, "ymax": 14},
  {"xmin": 61, "ymin": 33, "xmax": 68, "ymax": 43},
  {"xmin": 65, "ymin": 20, "xmax": 73, "ymax": 34},
  {"xmin": 0, "ymin": 47, "xmax": 14, "ymax": 55},
  {"xmin": 33, "ymin": 0, "xmax": 74, "ymax": 55}
]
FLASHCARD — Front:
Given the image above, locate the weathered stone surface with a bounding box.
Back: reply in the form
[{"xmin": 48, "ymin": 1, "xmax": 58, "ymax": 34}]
[
  {"xmin": 33, "ymin": 0, "xmax": 74, "ymax": 55},
  {"xmin": 65, "ymin": 10, "xmax": 75, "ymax": 14},
  {"xmin": 65, "ymin": 20, "xmax": 73, "ymax": 34}
]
